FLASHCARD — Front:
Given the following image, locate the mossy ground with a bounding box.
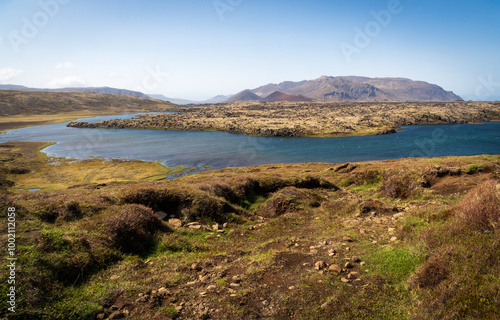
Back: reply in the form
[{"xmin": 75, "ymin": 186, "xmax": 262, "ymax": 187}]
[{"xmin": 0, "ymin": 142, "xmax": 499, "ymax": 319}]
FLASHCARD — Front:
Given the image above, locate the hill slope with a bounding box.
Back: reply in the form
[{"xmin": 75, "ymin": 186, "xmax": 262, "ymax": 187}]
[
  {"xmin": 228, "ymin": 89, "xmax": 263, "ymax": 102},
  {"xmin": 261, "ymin": 91, "xmax": 313, "ymax": 102},
  {"xmin": 0, "ymin": 84, "xmax": 149, "ymax": 98},
  {"xmin": 0, "ymin": 90, "xmax": 177, "ymax": 116}
]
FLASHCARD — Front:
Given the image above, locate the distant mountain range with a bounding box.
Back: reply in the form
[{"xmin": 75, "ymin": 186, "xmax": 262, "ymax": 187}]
[
  {"xmin": 150, "ymin": 94, "xmax": 233, "ymax": 105},
  {"xmin": 228, "ymin": 76, "xmax": 462, "ymax": 103},
  {"xmin": 0, "ymin": 85, "xmax": 232, "ymax": 105},
  {"xmin": 0, "ymin": 84, "xmax": 150, "ymax": 99},
  {"xmin": 1, "ymin": 76, "xmax": 463, "ymax": 105}
]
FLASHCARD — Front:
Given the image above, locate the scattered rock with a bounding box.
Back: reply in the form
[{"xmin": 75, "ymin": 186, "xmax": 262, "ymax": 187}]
[
  {"xmin": 191, "ymin": 263, "xmax": 202, "ymax": 271},
  {"xmin": 314, "ymin": 261, "xmax": 327, "ymax": 270},
  {"xmin": 321, "ymin": 301, "xmax": 331, "ymax": 308},
  {"xmin": 393, "ymin": 212, "xmax": 404, "ymax": 219},
  {"xmin": 110, "ymin": 275, "xmax": 120, "ymax": 281},
  {"xmin": 390, "ymin": 236, "xmax": 398, "ymax": 242},
  {"xmin": 135, "ymin": 295, "xmax": 149, "ymax": 303},
  {"xmin": 158, "ymin": 287, "xmax": 169, "ymax": 296},
  {"xmin": 223, "ymin": 222, "xmax": 228, "ymax": 228},
  {"xmin": 262, "ymin": 300, "xmax": 269, "ymax": 306},
  {"xmin": 347, "ymin": 272, "xmax": 359, "ymax": 279},
  {"xmin": 288, "ymin": 286, "xmax": 295, "ymax": 290},
  {"xmin": 342, "ymin": 236, "xmax": 354, "ymax": 242},
  {"xmin": 360, "ymin": 262, "xmax": 366, "ymax": 267},
  {"xmin": 108, "ymin": 311, "xmax": 125, "ymax": 319},
  {"xmin": 110, "ymin": 305, "xmax": 119, "ymax": 311},
  {"xmin": 310, "ymin": 249, "xmax": 318, "ymax": 254},
  {"xmin": 351, "ymin": 256, "xmax": 360, "ymax": 263},
  {"xmin": 206, "ymin": 285, "xmax": 217, "ymax": 292},
  {"xmin": 217, "ymin": 229, "xmax": 225, "ymax": 233},
  {"xmin": 230, "ymin": 283, "xmax": 240, "ymax": 288},
  {"xmin": 168, "ymin": 218, "xmax": 183, "ymax": 228},
  {"xmin": 154, "ymin": 211, "xmax": 168, "ymax": 220},
  {"xmin": 328, "ymin": 264, "xmax": 342, "ymax": 273},
  {"xmin": 232, "ymin": 275, "xmax": 242, "ymax": 283},
  {"xmin": 341, "ymin": 278, "xmax": 350, "ymax": 283},
  {"xmin": 212, "ymin": 223, "xmax": 220, "ymax": 230},
  {"xmin": 344, "ymin": 262, "xmax": 354, "ymax": 269}
]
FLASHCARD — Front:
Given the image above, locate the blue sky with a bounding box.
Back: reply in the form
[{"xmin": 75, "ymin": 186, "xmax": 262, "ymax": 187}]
[{"xmin": 0, "ymin": 0, "xmax": 499, "ymax": 100}]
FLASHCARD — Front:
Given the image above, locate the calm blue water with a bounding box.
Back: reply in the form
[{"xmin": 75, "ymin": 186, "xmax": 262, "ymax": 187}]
[{"xmin": 1, "ymin": 114, "xmax": 499, "ymax": 176}]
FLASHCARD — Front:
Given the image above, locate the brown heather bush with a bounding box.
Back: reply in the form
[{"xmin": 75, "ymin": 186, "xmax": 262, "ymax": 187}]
[
  {"xmin": 198, "ymin": 182, "xmax": 240, "ymax": 203},
  {"xmin": 105, "ymin": 204, "xmax": 166, "ymax": 254},
  {"xmin": 257, "ymin": 187, "xmax": 306, "ymax": 218},
  {"xmin": 455, "ymin": 180, "xmax": 500, "ymax": 233},
  {"xmin": 121, "ymin": 187, "xmax": 187, "ymax": 211},
  {"xmin": 381, "ymin": 169, "xmax": 423, "ymax": 199},
  {"xmin": 413, "ymin": 252, "xmax": 449, "ymax": 289},
  {"xmin": 342, "ymin": 169, "xmax": 382, "ymax": 187}
]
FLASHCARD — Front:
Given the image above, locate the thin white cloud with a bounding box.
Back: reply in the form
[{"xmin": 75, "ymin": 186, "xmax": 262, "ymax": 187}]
[
  {"xmin": 55, "ymin": 62, "xmax": 75, "ymax": 69},
  {"xmin": 0, "ymin": 68, "xmax": 23, "ymax": 83},
  {"xmin": 47, "ymin": 76, "xmax": 87, "ymax": 88},
  {"xmin": 108, "ymin": 71, "xmax": 122, "ymax": 78}
]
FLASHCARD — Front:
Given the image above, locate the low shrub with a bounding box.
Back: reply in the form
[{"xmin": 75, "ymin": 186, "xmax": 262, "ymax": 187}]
[
  {"xmin": 412, "ymin": 253, "xmax": 449, "ymax": 288},
  {"xmin": 199, "ymin": 182, "xmax": 239, "ymax": 203},
  {"xmin": 342, "ymin": 169, "xmax": 382, "ymax": 187},
  {"xmin": 105, "ymin": 204, "xmax": 166, "ymax": 254},
  {"xmin": 456, "ymin": 180, "xmax": 500, "ymax": 233},
  {"xmin": 464, "ymin": 163, "xmax": 488, "ymax": 174},
  {"xmin": 58, "ymin": 200, "xmax": 83, "ymax": 221},
  {"xmin": 293, "ymin": 175, "xmax": 338, "ymax": 190},
  {"xmin": 381, "ymin": 169, "xmax": 423, "ymax": 199},
  {"xmin": 189, "ymin": 194, "xmax": 225, "ymax": 222},
  {"xmin": 257, "ymin": 187, "xmax": 306, "ymax": 218}
]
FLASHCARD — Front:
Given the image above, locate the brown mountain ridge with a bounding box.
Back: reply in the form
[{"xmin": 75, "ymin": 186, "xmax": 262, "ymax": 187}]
[{"xmin": 230, "ymin": 76, "xmax": 462, "ymax": 102}]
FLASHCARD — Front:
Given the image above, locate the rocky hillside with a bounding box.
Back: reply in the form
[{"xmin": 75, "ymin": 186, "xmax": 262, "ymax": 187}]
[{"xmin": 249, "ymin": 76, "xmax": 462, "ymax": 102}]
